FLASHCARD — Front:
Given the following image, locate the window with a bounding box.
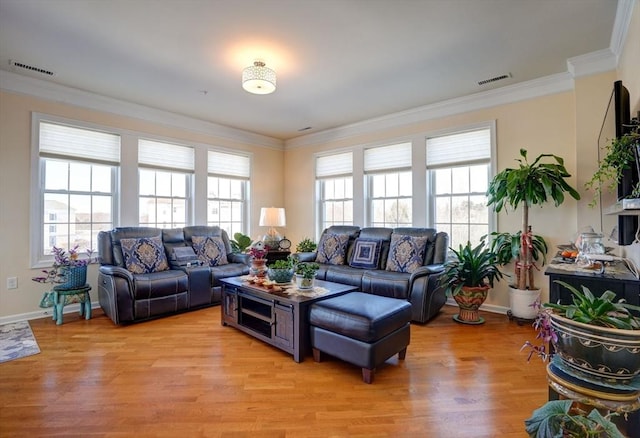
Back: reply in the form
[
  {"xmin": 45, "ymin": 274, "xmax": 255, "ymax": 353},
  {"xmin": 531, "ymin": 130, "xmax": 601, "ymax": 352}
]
[
  {"xmin": 138, "ymin": 139, "xmax": 194, "ymax": 228},
  {"xmin": 37, "ymin": 120, "xmax": 120, "ymax": 262},
  {"xmin": 365, "ymin": 143, "xmax": 412, "ymax": 228},
  {"xmin": 207, "ymin": 150, "xmax": 250, "ymax": 236},
  {"xmin": 316, "ymin": 152, "xmax": 353, "ymax": 232},
  {"xmin": 426, "ymin": 128, "xmax": 492, "ymax": 249}
]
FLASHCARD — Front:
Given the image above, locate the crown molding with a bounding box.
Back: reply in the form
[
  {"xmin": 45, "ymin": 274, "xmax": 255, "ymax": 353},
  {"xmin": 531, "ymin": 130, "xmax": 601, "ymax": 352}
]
[
  {"xmin": 610, "ymin": 0, "xmax": 636, "ymax": 57},
  {"xmin": 285, "ymin": 72, "xmax": 575, "ymax": 149},
  {"xmin": 0, "ymin": 70, "xmax": 284, "ymax": 150},
  {"xmin": 567, "ymin": 49, "xmax": 618, "ymax": 78}
]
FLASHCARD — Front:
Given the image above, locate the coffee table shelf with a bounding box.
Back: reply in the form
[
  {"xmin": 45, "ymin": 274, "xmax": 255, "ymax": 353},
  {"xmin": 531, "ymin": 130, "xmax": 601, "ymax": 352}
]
[{"xmin": 220, "ymin": 277, "xmax": 357, "ymax": 362}]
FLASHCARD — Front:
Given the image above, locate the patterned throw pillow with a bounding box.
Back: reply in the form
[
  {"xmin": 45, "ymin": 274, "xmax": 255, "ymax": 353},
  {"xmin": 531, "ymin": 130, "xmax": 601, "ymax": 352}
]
[
  {"xmin": 349, "ymin": 238, "xmax": 382, "ymax": 269},
  {"xmin": 385, "ymin": 234, "xmax": 428, "ymax": 274},
  {"xmin": 315, "ymin": 233, "xmax": 350, "ymax": 265},
  {"xmin": 120, "ymin": 236, "xmax": 169, "ymax": 274},
  {"xmin": 191, "ymin": 235, "xmax": 228, "ymax": 267}
]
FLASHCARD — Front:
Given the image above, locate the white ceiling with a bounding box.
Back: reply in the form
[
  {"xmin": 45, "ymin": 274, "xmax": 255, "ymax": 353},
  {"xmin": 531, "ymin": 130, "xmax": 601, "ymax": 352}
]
[{"xmin": 0, "ymin": 0, "xmax": 623, "ymax": 141}]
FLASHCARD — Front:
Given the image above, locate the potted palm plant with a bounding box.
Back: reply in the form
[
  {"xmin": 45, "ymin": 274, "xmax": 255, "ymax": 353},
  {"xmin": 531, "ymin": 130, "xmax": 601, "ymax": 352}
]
[
  {"xmin": 486, "ymin": 148, "xmax": 581, "ymax": 320},
  {"xmin": 439, "ymin": 241, "xmax": 504, "ymax": 324}
]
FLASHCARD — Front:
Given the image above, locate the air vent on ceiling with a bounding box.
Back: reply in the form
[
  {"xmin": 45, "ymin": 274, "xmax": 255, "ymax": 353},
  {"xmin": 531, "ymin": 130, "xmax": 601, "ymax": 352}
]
[
  {"xmin": 298, "ymin": 126, "xmax": 312, "ymax": 132},
  {"xmin": 9, "ymin": 60, "xmax": 54, "ymax": 76},
  {"xmin": 478, "ymin": 72, "xmax": 511, "ymax": 86}
]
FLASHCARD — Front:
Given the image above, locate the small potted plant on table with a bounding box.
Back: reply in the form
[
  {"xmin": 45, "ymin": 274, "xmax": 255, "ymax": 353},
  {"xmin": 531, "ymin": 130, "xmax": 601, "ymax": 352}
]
[
  {"xmin": 267, "ymin": 256, "xmax": 295, "ymax": 284},
  {"xmin": 439, "ymin": 241, "xmax": 504, "ymax": 324},
  {"xmin": 294, "ymin": 262, "xmax": 320, "ymax": 290}
]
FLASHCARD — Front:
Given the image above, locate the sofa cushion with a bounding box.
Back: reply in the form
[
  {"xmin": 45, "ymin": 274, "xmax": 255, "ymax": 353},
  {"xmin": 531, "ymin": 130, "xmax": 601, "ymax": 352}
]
[
  {"xmin": 316, "ymin": 233, "xmax": 350, "ymax": 265},
  {"xmin": 385, "ymin": 233, "xmax": 428, "ymax": 274},
  {"xmin": 349, "ymin": 238, "xmax": 383, "ymax": 269},
  {"xmin": 120, "ymin": 235, "xmax": 169, "ymax": 274},
  {"xmin": 192, "ymin": 235, "xmax": 229, "ymax": 267}
]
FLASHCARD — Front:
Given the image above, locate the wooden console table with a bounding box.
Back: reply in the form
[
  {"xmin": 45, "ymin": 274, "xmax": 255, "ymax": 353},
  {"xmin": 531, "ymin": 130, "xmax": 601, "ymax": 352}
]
[{"xmin": 545, "ymin": 260, "xmax": 639, "ymax": 307}]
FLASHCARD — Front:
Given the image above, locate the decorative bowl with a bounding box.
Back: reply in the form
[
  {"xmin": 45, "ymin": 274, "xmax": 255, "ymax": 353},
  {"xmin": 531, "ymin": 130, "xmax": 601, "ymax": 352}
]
[{"xmin": 268, "ymin": 268, "xmax": 294, "ymax": 284}]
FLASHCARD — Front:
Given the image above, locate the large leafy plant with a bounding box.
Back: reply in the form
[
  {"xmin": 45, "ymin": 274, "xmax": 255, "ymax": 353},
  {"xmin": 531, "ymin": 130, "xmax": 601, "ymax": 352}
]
[
  {"xmin": 544, "ymin": 281, "xmax": 640, "ymax": 330},
  {"xmin": 439, "ymin": 241, "xmax": 504, "ymax": 296},
  {"xmin": 525, "ymin": 400, "xmax": 624, "ymax": 438},
  {"xmin": 487, "ymin": 148, "xmax": 580, "ymax": 290}
]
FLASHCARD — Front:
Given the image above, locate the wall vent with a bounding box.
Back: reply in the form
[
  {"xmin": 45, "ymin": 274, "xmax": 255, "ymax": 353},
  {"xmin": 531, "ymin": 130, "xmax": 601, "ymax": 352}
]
[
  {"xmin": 9, "ymin": 60, "xmax": 54, "ymax": 76},
  {"xmin": 478, "ymin": 73, "xmax": 511, "ymax": 86}
]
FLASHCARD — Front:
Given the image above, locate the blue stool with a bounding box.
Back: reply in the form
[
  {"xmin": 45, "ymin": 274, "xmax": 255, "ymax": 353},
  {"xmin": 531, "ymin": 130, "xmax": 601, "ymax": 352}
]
[{"xmin": 51, "ymin": 284, "xmax": 92, "ymax": 325}]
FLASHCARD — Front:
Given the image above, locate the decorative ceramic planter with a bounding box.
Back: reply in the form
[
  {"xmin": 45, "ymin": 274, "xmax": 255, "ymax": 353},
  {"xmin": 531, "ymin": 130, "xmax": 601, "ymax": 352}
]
[
  {"xmin": 57, "ymin": 265, "xmax": 87, "ymax": 289},
  {"xmin": 509, "ymin": 286, "xmax": 541, "ymax": 320},
  {"xmin": 549, "ymin": 312, "xmax": 640, "ymax": 382},
  {"xmin": 452, "ymin": 285, "xmax": 490, "ymax": 324},
  {"xmin": 249, "ymin": 258, "xmax": 268, "ymax": 277},
  {"xmin": 295, "ymin": 274, "xmax": 314, "ymax": 290},
  {"xmin": 268, "ymin": 268, "xmax": 294, "ymax": 284}
]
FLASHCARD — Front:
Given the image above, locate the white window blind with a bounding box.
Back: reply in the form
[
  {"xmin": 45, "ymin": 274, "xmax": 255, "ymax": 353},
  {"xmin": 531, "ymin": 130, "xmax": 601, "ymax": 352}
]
[
  {"xmin": 39, "ymin": 121, "xmax": 120, "ymax": 164},
  {"xmin": 208, "ymin": 150, "xmax": 250, "ymax": 178},
  {"xmin": 316, "ymin": 152, "xmax": 353, "ymax": 177},
  {"xmin": 139, "ymin": 139, "xmax": 195, "ymax": 171},
  {"xmin": 426, "ymin": 129, "xmax": 490, "ymax": 168},
  {"xmin": 364, "ymin": 142, "xmax": 411, "ymax": 172}
]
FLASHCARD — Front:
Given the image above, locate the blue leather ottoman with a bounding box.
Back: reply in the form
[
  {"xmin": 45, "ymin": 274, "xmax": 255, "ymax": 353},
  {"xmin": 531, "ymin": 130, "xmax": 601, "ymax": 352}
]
[{"xmin": 309, "ymin": 292, "xmax": 411, "ymax": 383}]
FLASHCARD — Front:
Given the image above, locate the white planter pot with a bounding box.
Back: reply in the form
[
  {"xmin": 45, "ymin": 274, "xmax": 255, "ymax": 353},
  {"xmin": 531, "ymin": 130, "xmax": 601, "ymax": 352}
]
[{"xmin": 509, "ymin": 286, "xmax": 541, "ymax": 320}]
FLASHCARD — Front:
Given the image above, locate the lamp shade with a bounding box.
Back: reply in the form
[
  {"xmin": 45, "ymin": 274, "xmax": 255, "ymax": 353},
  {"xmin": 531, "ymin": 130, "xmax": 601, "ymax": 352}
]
[
  {"xmin": 259, "ymin": 207, "xmax": 286, "ymax": 227},
  {"xmin": 242, "ymin": 61, "xmax": 276, "ymax": 95}
]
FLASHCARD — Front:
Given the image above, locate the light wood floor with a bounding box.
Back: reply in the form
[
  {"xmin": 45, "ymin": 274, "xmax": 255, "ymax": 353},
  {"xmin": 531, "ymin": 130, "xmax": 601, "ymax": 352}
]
[{"xmin": 0, "ymin": 304, "xmax": 548, "ymax": 437}]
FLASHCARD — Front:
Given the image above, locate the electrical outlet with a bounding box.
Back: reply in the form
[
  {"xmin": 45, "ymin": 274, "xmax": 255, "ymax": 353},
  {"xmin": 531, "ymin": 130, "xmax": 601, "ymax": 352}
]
[{"xmin": 7, "ymin": 277, "xmax": 18, "ymax": 289}]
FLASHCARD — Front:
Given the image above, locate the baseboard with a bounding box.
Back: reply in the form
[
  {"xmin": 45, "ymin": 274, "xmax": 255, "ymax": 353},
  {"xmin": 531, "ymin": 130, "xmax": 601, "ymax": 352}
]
[{"xmin": 0, "ymin": 301, "xmax": 100, "ymax": 325}]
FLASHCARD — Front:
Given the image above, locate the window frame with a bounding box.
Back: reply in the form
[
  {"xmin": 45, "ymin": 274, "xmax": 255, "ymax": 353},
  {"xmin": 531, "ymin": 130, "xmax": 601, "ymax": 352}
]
[
  {"xmin": 30, "ymin": 114, "xmax": 121, "ymax": 268},
  {"xmin": 425, "ymin": 121, "xmax": 497, "ymax": 249},
  {"xmin": 315, "ymin": 151, "xmax": 355, "ymax": 235}
]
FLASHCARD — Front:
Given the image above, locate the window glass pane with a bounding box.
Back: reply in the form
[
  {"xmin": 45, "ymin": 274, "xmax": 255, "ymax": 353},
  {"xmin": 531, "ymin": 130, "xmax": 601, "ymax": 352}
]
[
  {"xmin": 372, "ymin": 199, "xmax": 385, "ymax": 223},
  {"xmin": 451, "ymin": 225, "xmax": 469, "ymax": 249},
  {"xmin": 452, "ymin": 167, "xmax": 469, "ymax": 194},
  {"xmin": 173, "ymin": 198, "xmax": 186, "ymax": 224},
  {"xmin": 469, "ymin": 195, "xmax": 488, "ymax": 223},
  {"xmin": 139, "ymin": 198, "xmax": 155, "ymax": 224},
  {"xmin": 334, "ymin": 178, "xmax": 345, "ymax": 199},
  {"xmin": 93, "ymin": 195, "xmax": 112, "ymax": 223},
  {"xmin": 371, "ymin": 174, "xmax": 385, "ymax": 197},
  {"xmin": 208, "ymin": 200, "xmax": 220, "ymax": 222},
  {"xmin": 324, "ymin": 180, "xmax": 335, "ymax": 199},
  {"xmin": 172, "ymin": 173, "xmax": 186, "ymax": 197},
  {"xmin": 220, "ymin": 201, "xmax": 231, "ymax": 222},
  {"xmin": 344, "ymin": 201, "xmax": 353, "ymax": 222},
  {"xmin": 399, "ymin": 172, "xmax": 412, "ymax": 196},
  {"xmin": 219, "ymin": 178, "xmax": 231, "ymax": 198},
  {"xmin": 451, "ymin": 196, "xmax": 469, "ymax": 223},
  {"xmin": 208, "ymin": 176, "xmax": 219, "ymax": 198},
  {"xmin": 156, "ymin": 198, "xmax": 172, "ymax": 227},
  {"xmin": 45, "ymin": 160, "xmax": 68, "ymax": 190},
  {"xmin": 386, "ymin": 174, "xmax": 399, "ymax": 197},
  {"xmin": 156, "ymin": 171, "xmax": 171, "ymax": 197},
  {"xmin": 230, "ymin": 179, "xmax": 242, "ymax": 199},
  {"xmin": 435, "ymin": 168, "xmax": 451, "ymax": 195},
  {"xmin": 470, "ymin": 164, "xmax": 488, "ymax": 193},
  {"xmin": 470, "ymin": 225, "xmax": 489, "ymax": 246},
  {"xmin": 436, "ymin": 196, "xmax": 451, "ymax": 223},
  {"xmin": 92, "ymin": 165, "xmax": 112, "ymax": 193},
  {"xmin": 69, "ymin": 162, "xmax": 91, "ymax": 192},
  {"xmin": 345, "ymin": 177, "xmax": 353, "ymax": 198},
  {"xmin": 139, "ymin": 169, "xmax": 155, "ymax": 196},
  {"xmin": 396, "ymin": 199, "xmax": 412, "ymax": 224}
]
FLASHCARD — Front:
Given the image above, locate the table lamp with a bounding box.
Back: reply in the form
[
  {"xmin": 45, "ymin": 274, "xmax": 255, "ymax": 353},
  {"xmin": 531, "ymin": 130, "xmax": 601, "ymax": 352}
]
[{"xmin": 259, "ymin": 207, "xmax": 286, "ymax": 250}]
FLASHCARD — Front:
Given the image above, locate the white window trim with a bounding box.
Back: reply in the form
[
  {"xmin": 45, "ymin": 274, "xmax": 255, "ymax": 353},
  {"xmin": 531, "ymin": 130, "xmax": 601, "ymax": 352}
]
[
  {"xmin": 30, "ymin": 113, "xmax": 122, "ymax": 268},
  {"xmin": 425, "ymin": 120, "xmax": 497, "ymax": 239}
]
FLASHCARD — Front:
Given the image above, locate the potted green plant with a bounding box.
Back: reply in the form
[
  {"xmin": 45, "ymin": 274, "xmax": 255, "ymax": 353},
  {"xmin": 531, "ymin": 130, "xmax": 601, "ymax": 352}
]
[
  {"xmin": 486, "ymin": 148, "xmax": 581, "ymax": 320},
  {"xmin": 296, "ymin": 237, "xmax": 317, "ymax": 253},
  {"xmin": 267, "ymin": 256, "xmax": 295, "ymax": 284},
  {"xmin": 294, "ymin": 262, "xmax": 320, "ymax": 290},
  {"xmin": 439, "ymin": 241, "xmax": 504, "ymax": 324},
  {"xmin": 585, "ymin": 127, "xmax": 640, "ymax": 206},
  {"xmin": 230, "ymin": 232, "xmax": 253, "ymax": 253},
  {"xmin": 525, "ymin": 399, "xmax": 625, "ymax": 438}
]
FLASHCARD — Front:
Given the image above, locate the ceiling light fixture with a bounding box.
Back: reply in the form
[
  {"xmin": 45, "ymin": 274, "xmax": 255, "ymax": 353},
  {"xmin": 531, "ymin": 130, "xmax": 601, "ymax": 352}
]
[{"xmin": 242, "ymin": 61, "xmax": 276, "ymax": 95}]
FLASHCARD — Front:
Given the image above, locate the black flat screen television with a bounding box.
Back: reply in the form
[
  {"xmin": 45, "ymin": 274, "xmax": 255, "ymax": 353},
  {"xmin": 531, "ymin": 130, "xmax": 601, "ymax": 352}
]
[{"xmin": 598, "ymin": 80, "xmax": 636, "ymax": 245}]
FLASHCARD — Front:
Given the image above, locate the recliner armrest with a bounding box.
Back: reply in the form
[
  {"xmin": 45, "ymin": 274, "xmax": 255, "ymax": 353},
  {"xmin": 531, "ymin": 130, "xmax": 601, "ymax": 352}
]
[
  {"xmin": 409, "ymin": 264, "xmax": 444, "ymax": 282},
  {"xmin": 228, "ymin": 253, "xmax": 251, "ymax": 265},
  {"xmin": 291, "ymin": 252, "xmax": 317, "ymax": 263},
  {"xmin": 99, "ymin": 265, "xmax": 134, "ymax": 281}
]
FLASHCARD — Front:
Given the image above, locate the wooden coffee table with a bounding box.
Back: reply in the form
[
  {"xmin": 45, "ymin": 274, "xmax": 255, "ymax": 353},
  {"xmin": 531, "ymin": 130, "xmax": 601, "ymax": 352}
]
[{"xmin": 220, "ymin": 277, "xmax": 357, "ymax": 362}]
